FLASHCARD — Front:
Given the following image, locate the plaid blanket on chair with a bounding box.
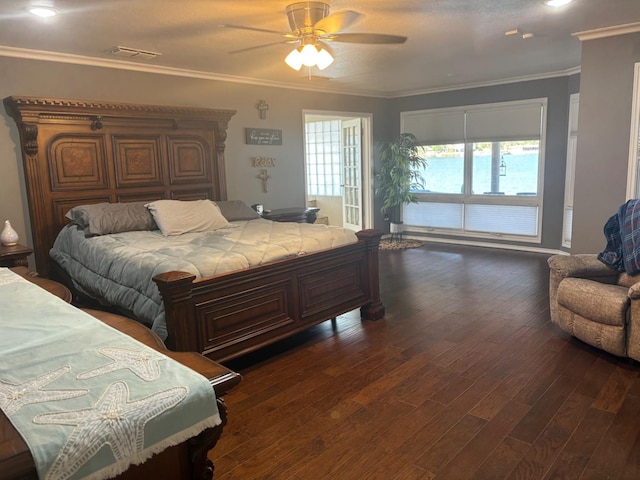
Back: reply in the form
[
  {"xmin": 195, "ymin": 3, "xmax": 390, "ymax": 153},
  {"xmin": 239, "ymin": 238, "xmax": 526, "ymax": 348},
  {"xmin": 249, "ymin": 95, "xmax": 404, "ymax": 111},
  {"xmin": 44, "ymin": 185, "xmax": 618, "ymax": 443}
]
[{"xmin": 598, "ymin": 199, "xmax": 640, "ymax": 274}]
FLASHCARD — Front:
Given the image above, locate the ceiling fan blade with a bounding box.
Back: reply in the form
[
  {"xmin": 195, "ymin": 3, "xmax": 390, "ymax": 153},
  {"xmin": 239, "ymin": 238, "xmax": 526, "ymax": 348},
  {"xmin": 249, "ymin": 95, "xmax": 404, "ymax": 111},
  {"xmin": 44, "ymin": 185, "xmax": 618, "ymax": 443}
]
[
  {"xmin": 228, "ymin": 40, "xmax": 297, "ymax": 55},
  {"xmin": 313, "ymin": 10, "xmax": 361, "ymax": 34},
  {"xmin": 326, "ymin": 33, "xmax": 408, "ymax": 44},
  {"xmin": 316, "ymin": 40, "xmax": 333, "ymax": 54},
  {"xmin": 218, "ymin": 24, "xmax": 297, "ymax": 39}
]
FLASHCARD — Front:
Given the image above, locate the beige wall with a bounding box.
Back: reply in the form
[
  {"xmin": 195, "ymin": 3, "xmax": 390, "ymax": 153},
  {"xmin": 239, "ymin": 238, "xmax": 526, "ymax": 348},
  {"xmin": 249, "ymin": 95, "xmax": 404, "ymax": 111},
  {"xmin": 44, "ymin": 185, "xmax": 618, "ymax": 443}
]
[
  {"xmin": 0, "ymin": 56, "xmax": 387, "ymax": 254},
  {"xmin": 572, "ymin": 32, "xmax": 640, "ymax": 253}
]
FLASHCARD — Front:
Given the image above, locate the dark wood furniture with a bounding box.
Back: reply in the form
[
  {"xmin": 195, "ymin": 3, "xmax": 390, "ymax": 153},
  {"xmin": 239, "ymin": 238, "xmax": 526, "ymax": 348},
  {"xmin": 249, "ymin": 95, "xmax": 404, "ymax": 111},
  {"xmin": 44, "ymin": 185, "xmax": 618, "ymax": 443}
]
[
  {"xmin": 262, "ymin": 207, "xmax": 320, "ymax": 223},
  {"xmin": 0, "ymin": 243, "xmax": 33, "ymax": 267},
  {"xmin": 4, "ymin": 96, "xmax": 384, "ymax": 363},
  {"xmin": 0, "ymin": 272, "xmax": 241, "ymax": 480}
]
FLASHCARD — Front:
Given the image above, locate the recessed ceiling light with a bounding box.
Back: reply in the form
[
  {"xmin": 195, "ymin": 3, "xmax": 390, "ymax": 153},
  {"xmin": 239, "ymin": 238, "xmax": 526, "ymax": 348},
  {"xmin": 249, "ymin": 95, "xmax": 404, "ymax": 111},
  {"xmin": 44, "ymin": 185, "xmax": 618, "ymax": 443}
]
[
  {"xmin": 29, "ymin": 1, "xmax": 58, "ymax": 18},
  {"xmin": 544, "ymin": 0, "xmax": 573, "ymax": 7},
  {"xmin": 29, "ymin": 7, "xmax": 57, "ymax": 17}
]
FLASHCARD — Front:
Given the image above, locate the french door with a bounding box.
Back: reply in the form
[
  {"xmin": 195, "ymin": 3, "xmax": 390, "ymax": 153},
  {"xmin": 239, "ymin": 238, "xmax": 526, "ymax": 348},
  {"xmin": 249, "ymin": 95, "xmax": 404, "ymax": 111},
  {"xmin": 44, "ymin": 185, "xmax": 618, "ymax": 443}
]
[{"xmin": 342, "ymin": 118, "xmax": 362, "ymax": 231}]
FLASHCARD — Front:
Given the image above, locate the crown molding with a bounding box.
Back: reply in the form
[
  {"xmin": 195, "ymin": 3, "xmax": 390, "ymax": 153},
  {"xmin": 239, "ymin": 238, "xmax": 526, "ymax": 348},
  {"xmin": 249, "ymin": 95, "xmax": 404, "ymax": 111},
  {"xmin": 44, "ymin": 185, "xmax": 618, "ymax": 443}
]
[
  {"xmin": 391, "ymin": 66, "xmax": 581, "ymax": 98},
  {"xmin": 0, "ymin": 45, "xmax": 581, "ymax": 100},
  {"xmin": 0, "ymin": 45, "xmax": 386, "ymax": 98},
  {"xmin": 573, "ymin": 22, "xmax": 640, "ymax": 41}
]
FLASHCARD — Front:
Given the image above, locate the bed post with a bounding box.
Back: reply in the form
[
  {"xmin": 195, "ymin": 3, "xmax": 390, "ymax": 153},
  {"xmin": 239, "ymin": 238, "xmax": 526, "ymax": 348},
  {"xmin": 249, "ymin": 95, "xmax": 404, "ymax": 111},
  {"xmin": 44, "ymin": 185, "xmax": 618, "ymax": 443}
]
[
  {"xmin": 153, "ymin": 271, "xmax": 200, "ymax": 352},
  {"xmin": 188, "ymin": 398, "xmax": 228, "ymax": 480},
  {"xmin": 356, "ymin": 229, "xmax": 385, "ymax": 320}
]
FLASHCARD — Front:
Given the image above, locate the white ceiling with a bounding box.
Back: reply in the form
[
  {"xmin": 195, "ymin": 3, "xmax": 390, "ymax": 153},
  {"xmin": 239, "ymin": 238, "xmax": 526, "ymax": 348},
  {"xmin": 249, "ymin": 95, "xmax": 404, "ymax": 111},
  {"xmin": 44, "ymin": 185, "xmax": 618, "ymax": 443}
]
[{"xmin": 1, "ymin": 0, "xmax": 640, "ymax": 97}]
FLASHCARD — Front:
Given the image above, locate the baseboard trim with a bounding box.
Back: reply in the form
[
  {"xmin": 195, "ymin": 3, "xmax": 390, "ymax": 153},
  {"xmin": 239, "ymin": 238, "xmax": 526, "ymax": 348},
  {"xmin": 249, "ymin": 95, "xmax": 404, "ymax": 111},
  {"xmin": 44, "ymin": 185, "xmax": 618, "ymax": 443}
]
[{"xmin": 382, "ymin": 233, "xmax": 564, "ymax": 256}]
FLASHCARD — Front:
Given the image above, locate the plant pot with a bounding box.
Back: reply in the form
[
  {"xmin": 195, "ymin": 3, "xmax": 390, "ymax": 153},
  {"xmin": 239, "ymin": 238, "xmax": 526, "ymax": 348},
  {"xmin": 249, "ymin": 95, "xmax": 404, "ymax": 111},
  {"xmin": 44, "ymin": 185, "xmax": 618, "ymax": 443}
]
[{"xmin": 389, "ymin": 222, "xmax": 403, "ymax": 234}]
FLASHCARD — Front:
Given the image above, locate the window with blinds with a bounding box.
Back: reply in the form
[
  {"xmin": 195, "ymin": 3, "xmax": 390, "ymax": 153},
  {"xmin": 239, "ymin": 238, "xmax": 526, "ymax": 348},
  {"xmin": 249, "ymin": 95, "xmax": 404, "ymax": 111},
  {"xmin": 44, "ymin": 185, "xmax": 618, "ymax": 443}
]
[
  {"xmin": 563, "ymin": 94, "xmax": 579, "ymax": 248},
  {"xmin": 400, "ymin": 99, "xmax": 547, "ymax": 242}
]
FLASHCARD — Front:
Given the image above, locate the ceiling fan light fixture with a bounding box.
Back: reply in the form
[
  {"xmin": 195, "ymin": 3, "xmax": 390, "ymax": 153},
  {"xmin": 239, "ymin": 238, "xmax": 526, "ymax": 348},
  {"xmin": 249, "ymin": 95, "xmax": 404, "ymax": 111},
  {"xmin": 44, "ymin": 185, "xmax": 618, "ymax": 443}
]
[
  {"xmin": 285, "ymin": 44, "xmax": 334, "ymax": 71},
  {"xmin": 300, "ymin": 43, "xmax": 320, "ymax": 67},
  {"xmin": 285, "ymin": 47, "xmax": 304, "ymax": 70},
  {"xmin": 315, "ymin": 47, "xmax": 334, "ymax": 70}
]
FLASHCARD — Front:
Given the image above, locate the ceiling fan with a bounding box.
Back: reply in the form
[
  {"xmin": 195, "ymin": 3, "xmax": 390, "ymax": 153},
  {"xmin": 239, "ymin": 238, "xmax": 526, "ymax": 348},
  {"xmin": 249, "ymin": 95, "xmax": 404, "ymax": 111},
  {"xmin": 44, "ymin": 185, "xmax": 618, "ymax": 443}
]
[{"xmin": 219, "ymin": 1, "xmax": 407, "ymax": 71}]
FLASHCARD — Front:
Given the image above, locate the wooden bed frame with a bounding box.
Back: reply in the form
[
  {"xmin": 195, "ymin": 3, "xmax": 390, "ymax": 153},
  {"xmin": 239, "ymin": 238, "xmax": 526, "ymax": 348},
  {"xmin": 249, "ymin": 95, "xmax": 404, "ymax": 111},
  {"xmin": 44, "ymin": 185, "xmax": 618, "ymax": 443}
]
[{"xmin": 4, "ymin": 96, "xmax": 385, "ymax": 362}]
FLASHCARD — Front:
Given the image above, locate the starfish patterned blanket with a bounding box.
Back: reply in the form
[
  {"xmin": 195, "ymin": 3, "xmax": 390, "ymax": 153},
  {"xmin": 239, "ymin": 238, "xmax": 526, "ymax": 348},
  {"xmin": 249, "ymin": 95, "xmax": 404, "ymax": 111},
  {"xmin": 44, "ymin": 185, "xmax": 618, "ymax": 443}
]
[{"xmin": 0, "ymin": 268, "xmax": 220, "ymax": 480}]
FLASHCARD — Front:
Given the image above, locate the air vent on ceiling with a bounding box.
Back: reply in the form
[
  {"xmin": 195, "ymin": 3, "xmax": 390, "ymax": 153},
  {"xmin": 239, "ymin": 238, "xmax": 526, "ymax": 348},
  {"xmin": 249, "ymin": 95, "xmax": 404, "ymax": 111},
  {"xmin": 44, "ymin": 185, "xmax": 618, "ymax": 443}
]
[{"xmin": 110, "ymin": 46, "xmax": 161, "ymax": 59}]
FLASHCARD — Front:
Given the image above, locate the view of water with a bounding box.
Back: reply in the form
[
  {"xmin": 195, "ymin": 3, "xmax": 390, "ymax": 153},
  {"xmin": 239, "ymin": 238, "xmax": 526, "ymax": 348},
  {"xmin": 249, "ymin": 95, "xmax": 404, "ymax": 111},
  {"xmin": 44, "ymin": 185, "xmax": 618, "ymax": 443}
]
[{"xmin": 415, "ymin": 153, "xmax": 539, "ymax": 196}]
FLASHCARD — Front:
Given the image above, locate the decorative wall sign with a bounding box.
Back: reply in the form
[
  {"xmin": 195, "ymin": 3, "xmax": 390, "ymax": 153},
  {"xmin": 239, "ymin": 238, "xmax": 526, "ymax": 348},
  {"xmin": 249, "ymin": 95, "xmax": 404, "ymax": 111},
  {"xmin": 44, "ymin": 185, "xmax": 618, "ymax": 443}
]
[
  {"xmin": 245, "ymin": 128, "xmax": 282, "ymax": 145},
  {"xmin": 252, "ymin": 157, "xmax": 276, "ymax": 168}
]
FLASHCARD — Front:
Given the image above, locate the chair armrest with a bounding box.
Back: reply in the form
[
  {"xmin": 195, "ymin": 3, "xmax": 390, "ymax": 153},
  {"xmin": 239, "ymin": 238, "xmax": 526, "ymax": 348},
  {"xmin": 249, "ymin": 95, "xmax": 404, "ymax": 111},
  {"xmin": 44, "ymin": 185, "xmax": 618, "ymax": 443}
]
[
  {"xmin": 547, "ymin": 254, "xmax": 619, "ymax": 282},
  {"xmin": 548, "ymin": 254, "xmax": 620, "ymax": 326},
  {"xmin": 629, "ymin": 282, "xmax": 640, "ymax": 300}
]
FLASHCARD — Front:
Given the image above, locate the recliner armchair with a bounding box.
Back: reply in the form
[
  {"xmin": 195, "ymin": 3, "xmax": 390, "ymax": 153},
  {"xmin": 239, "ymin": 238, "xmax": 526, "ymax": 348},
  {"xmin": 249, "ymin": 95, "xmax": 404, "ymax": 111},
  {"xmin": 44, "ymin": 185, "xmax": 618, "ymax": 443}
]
[{"xmin": 548, "ymin": 254, "xmax": 640, "ymax": 361}]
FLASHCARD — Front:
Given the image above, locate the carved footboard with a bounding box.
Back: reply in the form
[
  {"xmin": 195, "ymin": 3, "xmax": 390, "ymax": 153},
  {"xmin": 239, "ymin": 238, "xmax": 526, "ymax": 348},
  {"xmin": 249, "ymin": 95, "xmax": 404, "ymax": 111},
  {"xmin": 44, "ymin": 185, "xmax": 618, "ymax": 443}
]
[{"xmin": 154, "ymin": 230, "xmax": 384, "ymax": 361}]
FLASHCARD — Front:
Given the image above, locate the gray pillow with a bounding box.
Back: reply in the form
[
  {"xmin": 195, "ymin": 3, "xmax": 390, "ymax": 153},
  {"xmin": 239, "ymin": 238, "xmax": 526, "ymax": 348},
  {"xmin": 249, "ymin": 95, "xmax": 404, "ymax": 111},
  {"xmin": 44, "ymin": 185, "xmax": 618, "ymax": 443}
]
[
  {"xmin": 214, "ymin": 200, "xmax": 261, "ymax": 221},
  {"xmin": 65, "ymin": 202, "xmax": 157, "ymax": 236}
]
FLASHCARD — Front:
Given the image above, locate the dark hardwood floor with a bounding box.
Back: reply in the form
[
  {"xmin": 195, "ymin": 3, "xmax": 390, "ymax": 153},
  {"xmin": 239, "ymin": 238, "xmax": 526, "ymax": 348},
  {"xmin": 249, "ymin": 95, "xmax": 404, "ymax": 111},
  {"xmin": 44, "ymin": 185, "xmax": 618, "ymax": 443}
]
[{"xmin": 212, "ymin": 243, "xmax": 640, "ymax": 479}]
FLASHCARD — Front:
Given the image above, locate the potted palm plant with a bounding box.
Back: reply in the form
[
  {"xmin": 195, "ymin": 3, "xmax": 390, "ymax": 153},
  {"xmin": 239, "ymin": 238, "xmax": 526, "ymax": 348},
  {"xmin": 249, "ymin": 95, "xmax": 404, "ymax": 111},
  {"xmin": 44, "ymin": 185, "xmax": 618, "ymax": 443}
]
[{"xmin": 375, "ymin": 133, "xmax": 427, "ymax": 235}]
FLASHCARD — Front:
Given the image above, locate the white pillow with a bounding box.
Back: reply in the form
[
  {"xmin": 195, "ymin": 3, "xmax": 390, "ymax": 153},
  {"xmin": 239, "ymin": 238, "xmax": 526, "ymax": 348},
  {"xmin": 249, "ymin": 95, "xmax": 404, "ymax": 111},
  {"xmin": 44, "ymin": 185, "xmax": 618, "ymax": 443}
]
[{"xmin": 145, "ymin": 199, "xmax": 230, "ymax": 236}]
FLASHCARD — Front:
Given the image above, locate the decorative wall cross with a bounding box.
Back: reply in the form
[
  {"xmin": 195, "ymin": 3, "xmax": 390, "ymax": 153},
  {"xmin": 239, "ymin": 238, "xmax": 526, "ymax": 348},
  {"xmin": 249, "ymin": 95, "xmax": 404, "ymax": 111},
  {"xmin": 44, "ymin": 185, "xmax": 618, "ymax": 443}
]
[
  {"xmin": 257, "ymin": 100, "xmax": 269, "ymax": 120},
  {"xmin": 258, "ymin": 169, "xmax": 271, "ymax": 193}
]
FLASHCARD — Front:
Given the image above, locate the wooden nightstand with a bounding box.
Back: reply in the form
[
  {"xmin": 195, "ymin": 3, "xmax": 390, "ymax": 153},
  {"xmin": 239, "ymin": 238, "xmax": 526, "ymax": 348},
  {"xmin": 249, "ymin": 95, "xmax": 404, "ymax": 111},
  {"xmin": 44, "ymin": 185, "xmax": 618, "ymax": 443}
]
[{"xmin": 0, "ymin": 243, "xmax": 33, "ymax": 267}]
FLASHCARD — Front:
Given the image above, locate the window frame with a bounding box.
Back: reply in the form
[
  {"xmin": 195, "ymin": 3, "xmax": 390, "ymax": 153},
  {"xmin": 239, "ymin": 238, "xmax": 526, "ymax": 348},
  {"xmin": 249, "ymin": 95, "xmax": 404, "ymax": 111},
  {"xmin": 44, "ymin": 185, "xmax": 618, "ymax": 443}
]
[
  {"xmin": 562, "ymin": 93, "xmax": 579, "ymax": 248},
  {"xmin": 400, "ymin": 99, "xmax": 547, "ymax": 243}
]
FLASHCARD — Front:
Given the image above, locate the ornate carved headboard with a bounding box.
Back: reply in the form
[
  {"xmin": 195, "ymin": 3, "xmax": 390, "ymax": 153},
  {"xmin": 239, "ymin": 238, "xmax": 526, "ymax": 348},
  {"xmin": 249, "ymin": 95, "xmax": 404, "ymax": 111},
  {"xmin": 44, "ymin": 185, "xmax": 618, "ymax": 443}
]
[{"xmin": 3, "ymin": 96, "xmax": 236, "ymax": 275}]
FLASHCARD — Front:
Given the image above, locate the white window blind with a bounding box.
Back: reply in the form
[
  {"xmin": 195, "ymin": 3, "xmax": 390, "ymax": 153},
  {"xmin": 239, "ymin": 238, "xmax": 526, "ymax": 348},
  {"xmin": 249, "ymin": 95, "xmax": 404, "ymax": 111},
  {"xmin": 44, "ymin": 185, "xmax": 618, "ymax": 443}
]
[
  {"xmin": 402, "ymin": 110, "xmax": 465, "ymax": 145},
  {"xmin": 401, "ymin": 99, "xmax": 544, "ymax": 143},
  {"xmin": 563, "ymin": 207, "xmax": 573, "ymax": 245},
  {"xmin": 404, "ymin": 202, "xmax": 463, "ymax": 229},
  {"xmin": 465, "ymin": 103, "xmax": 542, "ymax": 142},
  {"xmin": 465, "ymin": 204, "xmax": 538, "ymax": 236}
]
